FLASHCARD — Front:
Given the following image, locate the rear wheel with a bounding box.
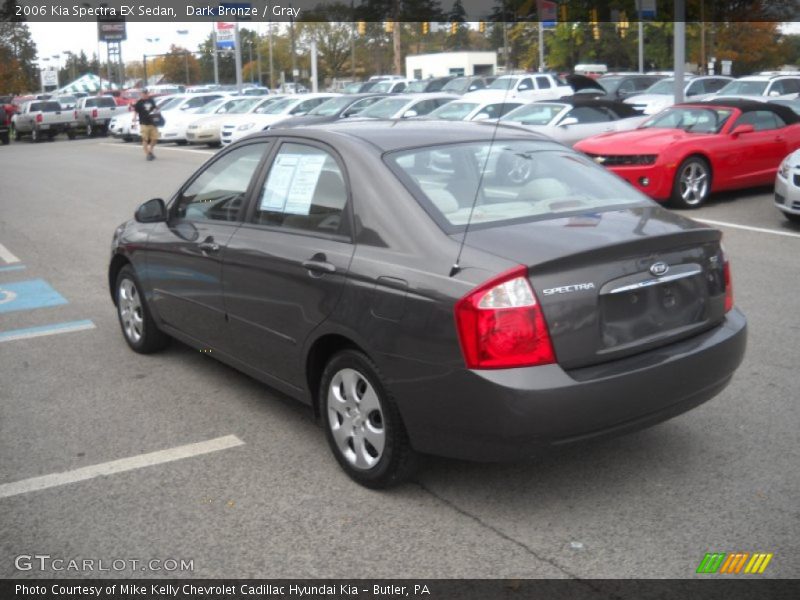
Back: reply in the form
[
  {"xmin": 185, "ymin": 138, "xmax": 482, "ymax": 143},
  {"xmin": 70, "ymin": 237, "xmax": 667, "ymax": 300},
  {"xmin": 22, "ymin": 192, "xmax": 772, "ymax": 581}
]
[
  {"xmin": 86, "ymin": 122, "xmax": 94, "ymax": 137},
  {"xmin": 670, "ymin": 156, "xmax": 711, "ymax": 209},
  {"xmin": 30, "ymin": 127, "xmax": 40, "ymax": 143},
  {"xmin": 320, "ymin": 350, "xmax": 417, "ymax": 488},
  {"xmin": 66, "ymin": 129, "xmax": 76, "ymax": 140},
  {"xmin": 13, "ymin": 125, "xmax": 21, "ymax": 141},
  {"xmin": 115, "ymin": 265, "xmax": 169, "ymax": 354}
]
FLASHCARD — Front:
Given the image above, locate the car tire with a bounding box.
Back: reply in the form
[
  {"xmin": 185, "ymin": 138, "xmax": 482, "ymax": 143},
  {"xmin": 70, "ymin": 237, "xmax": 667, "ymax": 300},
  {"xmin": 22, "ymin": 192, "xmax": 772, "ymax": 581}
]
[
  {"xmin": 670, "ymin": 156, "xmax": 711, "ymax": 209},
  {"xmin": 320, "ymin": 350, "xmax": 418, "ymax": 489},
  {"xmin": 30, "ymin": 127, "xmax": 40, "ymax": 143},
  {"xmin": 66, "ymin": 129, "xmax": 76, "ymax": 140},
  {"xmin": 86, "ymin": 123, "xmax": 94, "ymax": 137},
  {"xmin": 115, "ymin": 265, "xmax": 169, "ymax": 354},
  {"xmin": 13, "ymin": 125, "xmax": 21, "ymax": 141},
  {"xmin": 784, "ymin": 212, "xmax": 800, "ymax": 224},
  {"xmin": 176, "ymin": 140, "xmax": 188, "ymax": 146}
]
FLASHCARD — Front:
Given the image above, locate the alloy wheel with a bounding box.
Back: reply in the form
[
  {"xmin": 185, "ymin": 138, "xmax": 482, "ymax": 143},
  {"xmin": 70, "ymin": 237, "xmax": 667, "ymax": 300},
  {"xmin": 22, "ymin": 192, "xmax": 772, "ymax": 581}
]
[
  {"xmin": 118, "ymin": 278, "xmax": 144, "ymax": 344},
  {"xmin": 678, "ymin": 161, "xmax": 709, "ymax": 206}
]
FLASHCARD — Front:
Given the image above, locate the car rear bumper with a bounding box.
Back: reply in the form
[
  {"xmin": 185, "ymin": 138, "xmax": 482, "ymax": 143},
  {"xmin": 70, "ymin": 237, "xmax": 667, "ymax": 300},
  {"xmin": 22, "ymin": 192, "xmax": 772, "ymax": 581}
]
[
  {"xmin": 774, "ymin": 173, "xmax": 800, "ymax": 215},
  {"xmin": 604, "ymin": 164, "xmax": 675, "ymax": 201},
  {"xmin": 392, "ymin": 308, "xmax": 747, "ymax": 461}
]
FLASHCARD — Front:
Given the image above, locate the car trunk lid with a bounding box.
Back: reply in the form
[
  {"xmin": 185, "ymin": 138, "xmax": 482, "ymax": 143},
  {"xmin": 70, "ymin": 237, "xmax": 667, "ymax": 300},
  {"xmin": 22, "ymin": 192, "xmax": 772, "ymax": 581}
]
[{"xmin": 454, "ymin": 206, "xmax": 728, "ymax": 369}]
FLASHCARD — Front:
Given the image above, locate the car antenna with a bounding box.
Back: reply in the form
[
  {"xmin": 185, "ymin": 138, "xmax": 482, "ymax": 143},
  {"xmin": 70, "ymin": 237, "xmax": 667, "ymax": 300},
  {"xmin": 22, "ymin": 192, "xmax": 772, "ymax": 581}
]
[{"xmin": 449, "ymin": 77, "xmax": 510, "ymax": 277}]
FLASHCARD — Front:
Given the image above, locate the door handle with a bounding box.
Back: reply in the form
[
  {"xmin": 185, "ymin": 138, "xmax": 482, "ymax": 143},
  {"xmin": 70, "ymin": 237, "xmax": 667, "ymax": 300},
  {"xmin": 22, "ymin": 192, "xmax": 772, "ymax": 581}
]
[
  {"xmin": 302, "ymin": 260, "xmax": 336, "ymax": 274},
  {"xmin": 198, "ymin": 240, "xmax": 220, "ymax": 253}
]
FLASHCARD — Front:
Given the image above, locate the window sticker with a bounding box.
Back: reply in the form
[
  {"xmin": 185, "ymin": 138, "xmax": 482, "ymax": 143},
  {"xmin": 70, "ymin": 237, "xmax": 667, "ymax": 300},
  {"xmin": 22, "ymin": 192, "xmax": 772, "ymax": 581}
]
[{"xmin": 260, "ymin": 152, "xmax": 327, "ymax": 215}]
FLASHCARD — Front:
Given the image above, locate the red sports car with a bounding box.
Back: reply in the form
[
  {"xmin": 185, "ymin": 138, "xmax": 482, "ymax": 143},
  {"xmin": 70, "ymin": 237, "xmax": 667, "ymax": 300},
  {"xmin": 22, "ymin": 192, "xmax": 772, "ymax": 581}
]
[{"xmin": 574, "ymin": 100, "xmax": 800, "ymax": 208}]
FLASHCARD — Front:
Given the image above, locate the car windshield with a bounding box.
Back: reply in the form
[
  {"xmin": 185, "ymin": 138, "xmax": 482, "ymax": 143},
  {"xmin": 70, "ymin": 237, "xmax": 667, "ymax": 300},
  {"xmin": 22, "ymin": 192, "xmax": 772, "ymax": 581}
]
[
  {"xmin": 405, "ymin": 81, "xmax": 430, "ymax": 93},
  {"xmin": 386, "ymin": 141, "xmax": 646, "ymax": 231},
  {"xmin": 158, "ymin": 97, "xmax": 184, "ymax": 111},
  {"xmin": 57, "ymin": 96, "xmax": 76, "ymax": 104},
  {"xmin": 501, "ymin": 103, "xmax": 565, "ymax": 126},
  {"xmin": 308, "ymin": 96, "xmax": 355, "ymax": 116},
  {"xmin": 640, "ymin": 107, "xmax": 733, "ymax": 133},
  {"xmin": 257, "ymin": 98, "xmax": 297, "ymax": 114},
  {"xmin": 595, "ymin": 77, "xmax": 622, "ymax": 93},
  {"xmin": 442, "ymin": 78, "xmax": 468, "ymax": 92},
  {"xmin": 429, "ymin": 102, "xmax": 480, "ymax": 120},
  {"xmin": 360, "ymin": 98, "xmax": 409, "ymax": 118},
  {"xmin": 643, "ymin": 79, "xmax": 689, "ymax": 94},
  {"xmin": 195, "ymin": 98, "xmax": 229, "ymax": 114},
  {"xmin": 487, "ymin": 77, "xmax": 519, "ymax": 90},
  {"xmin": 343, "ymin": 83, "xmax": 363, "ymax": 94},
  {"xmin": 370, "ymin": 81, "xmax": 396, "ymax": 93},
  {"xmin": 717, "ymin": 80, "xmax": 769, "ymax": 95}
]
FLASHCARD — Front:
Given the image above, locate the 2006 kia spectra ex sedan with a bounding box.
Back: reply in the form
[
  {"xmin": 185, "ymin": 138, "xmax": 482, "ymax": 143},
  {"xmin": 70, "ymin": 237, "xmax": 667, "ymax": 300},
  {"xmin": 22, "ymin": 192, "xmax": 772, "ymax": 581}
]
[{"xmin": 109, "ymin": 121, "xmax": 747, "ymax": 488}]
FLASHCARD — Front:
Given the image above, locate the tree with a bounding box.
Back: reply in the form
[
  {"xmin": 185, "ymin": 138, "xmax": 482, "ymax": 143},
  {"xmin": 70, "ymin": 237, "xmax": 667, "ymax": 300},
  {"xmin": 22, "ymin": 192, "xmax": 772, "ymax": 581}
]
[
  {"xmin": 444, "ymin": 0, "xmax": 470, "ymax": 51},
  {"xmin": 0, "ymin": 21, "xmax": 38, "ymax": 93},
  {"xmin": 161, "ymin": 45, "xmax": 200, "ymax": 85}
]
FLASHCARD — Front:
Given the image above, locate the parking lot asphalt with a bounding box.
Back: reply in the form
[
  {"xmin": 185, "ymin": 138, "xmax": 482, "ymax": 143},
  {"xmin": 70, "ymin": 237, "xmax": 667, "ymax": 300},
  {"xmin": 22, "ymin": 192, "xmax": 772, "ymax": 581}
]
[{"xmin": 0, "ymin": 135, "xmax": 798, "ymax": 579}]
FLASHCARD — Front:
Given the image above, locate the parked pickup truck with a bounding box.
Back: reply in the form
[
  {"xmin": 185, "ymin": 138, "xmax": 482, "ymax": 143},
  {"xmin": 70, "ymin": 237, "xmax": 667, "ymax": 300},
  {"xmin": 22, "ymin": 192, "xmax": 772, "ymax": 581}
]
[
  {"xmin": 11, "ymin": 100, "xmax": 76, "ymax": 142},
  {"xmin": 74, "ymin": 95, "xmax": 124, "ymax": 137}
]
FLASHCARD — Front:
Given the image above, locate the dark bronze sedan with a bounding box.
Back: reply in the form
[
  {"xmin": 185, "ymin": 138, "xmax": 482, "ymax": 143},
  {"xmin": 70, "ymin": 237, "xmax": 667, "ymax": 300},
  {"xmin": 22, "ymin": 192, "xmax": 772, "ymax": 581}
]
[{"xmin": 109, "ymin": 121, "xmax": 747, "ymax": 488}]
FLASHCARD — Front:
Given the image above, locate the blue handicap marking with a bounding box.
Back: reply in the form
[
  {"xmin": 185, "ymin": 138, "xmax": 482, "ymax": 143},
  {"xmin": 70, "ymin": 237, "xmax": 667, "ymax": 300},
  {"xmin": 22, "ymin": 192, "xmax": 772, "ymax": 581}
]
[{"xmin": 0, "ymin": 279, "xmax": 68, "ymax": 314}]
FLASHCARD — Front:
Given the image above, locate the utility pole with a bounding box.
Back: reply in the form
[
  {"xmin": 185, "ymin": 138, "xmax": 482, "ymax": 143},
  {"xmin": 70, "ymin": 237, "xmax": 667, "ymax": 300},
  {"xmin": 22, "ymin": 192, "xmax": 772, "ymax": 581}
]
[
  {"xmin": 392, "ymin": 0, "xmax": 401, "ymax": 75},
  {"xmin": 256, "ymin": 31, "xmax": 262, "ymax": 86},
  {"xmin": 638, "ymin": 3, "xmax": 644, "ymax": 73},
  {"xmin": 310, "ymin": 35, "xmax": 318, "ymax": 92},
  {"xmin": 290, "ymin": 13, "xmax": 297, "ymax": 84},
  {"xmin": 234, "ymin": 22, "xmax": 243, "ymax": 93},
  {"xmin": 212, "ymin": 23, "xmax": 219, "ymax": 85},
  {"xmin": 268, "ymin": 21, "xmax": 274, "ymax": 89},
  {"xmin": 538, "ymin": 21, "xmax": 544, "ymax": 72},
  {"xmin": 674, "ymin": 0, "xmax": 686, "ymax": 104}
]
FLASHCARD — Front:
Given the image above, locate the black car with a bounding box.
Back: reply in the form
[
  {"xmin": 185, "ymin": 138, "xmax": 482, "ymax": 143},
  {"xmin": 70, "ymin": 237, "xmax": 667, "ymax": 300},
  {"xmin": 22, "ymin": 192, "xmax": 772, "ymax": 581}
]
[
  {"xmin": 109, "ymin": 121, "xmax": 747, "ymax": 488},
  {"xmin": 570, "ymin": 73, "xmax": 665, "ymax": 101},
  {"xmin": 272, "ymin": 94, "xmax": 389, "ymax": 129},
  {"xmin": 441, "ymin": 76, "xmax": 495, "ymax": 95},
  {"xmin": 405, "ymin": 77, "xmax": 456, "ymax": 93}
]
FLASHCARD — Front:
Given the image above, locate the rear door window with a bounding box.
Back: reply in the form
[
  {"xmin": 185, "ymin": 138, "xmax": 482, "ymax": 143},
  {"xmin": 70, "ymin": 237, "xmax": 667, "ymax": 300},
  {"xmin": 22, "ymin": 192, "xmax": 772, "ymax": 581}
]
[{"xmin": 252, "ymin": 143, "xmax": 349, "ymax": 236}]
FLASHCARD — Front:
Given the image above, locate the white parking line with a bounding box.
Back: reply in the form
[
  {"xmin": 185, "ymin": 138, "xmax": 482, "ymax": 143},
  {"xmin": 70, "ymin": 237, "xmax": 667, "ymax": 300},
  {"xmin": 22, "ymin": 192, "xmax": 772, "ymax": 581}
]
[
  {"xmin": 0, "ymin": 243, "xmax": 21, "ymax": 264},
  {"xmin": 695, "ymin": 218, "xmax": 800, "ymax": 239},
  {"xmin": 0, "ymin": 435, "xmax": 244, "ymax": 500},
  {"xmin": 100, "ymin": 142, "xmax": 215, "ymax": 156},
  {"xmin": 0, "ymin": 320, "xmax": 96, "ymax": 343}
]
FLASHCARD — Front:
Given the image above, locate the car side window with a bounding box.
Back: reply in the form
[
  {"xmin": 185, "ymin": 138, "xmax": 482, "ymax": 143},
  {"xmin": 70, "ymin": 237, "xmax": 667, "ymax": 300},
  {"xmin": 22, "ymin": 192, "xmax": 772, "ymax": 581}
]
[
  {"xmin": 618, "ymin": 80, "xmax": 636, "ymax": 94},
  {"xmin": 779, "ymin": 79, "xmax": 800, "ymax": 94},
  {"xmin": 704, "ymin": 79, "xmax": 729, "ymax": 93},
  {"xmin": 292, "ymin": 98, "xmax": 324, "ymax": 114},
  {"xmin": 519, "ymin": 78, "xmax": 533, "ymax": 90},
  {"xmin": 536, "ymin": 76, "xmax": 552, "ymax": 89},
  {"xmin": 686, "ymin": 81, "xmax": 704, "ymax": 96},
  {"xmin": 733, "ymin": 110, "xmax": 785, "ymax": 131},
  {"xmin": 174, "ymin": 142, "xmax": 269, "ymax": 222},
  {"xmin": 254, "ymin": 143, "xmax": 348, "ymax": 235}
]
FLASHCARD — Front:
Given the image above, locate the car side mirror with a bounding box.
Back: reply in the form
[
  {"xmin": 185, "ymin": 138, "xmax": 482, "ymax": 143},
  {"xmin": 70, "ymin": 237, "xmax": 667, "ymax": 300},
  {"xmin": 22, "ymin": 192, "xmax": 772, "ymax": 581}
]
[
  {"xmin": 402, "ymin": 109, "xmax": 418, "ymax": 118},
  {"xmin": 768, "ymin": 90, "xmax": 781, "ymax": 97},
  {"xmin": 559, "ymin": 117, "xmax": 579, "ymax": 127},
  {"xmin": 518, "ymin": 84, "xmax": 531, "ymax": 91},
  {"xmin": 732, "ymin": 124, "xmax": 755, "ymax": 137},
  {"xmin": 473, "ymin": 112, "xmax": 491, "ymax": 121},
  {"xmin": 135, "ymin": 198, "xmax": 167, "ymax": 223}
]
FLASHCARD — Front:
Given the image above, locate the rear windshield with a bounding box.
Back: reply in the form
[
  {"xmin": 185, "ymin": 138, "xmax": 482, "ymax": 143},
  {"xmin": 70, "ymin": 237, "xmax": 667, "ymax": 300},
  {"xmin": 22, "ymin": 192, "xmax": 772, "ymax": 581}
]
[
  {"xmin": 716, "ymin": 80, "xmax": 768, "ymax": 96},
  {"xmin": 86, "ymin": 97, "xmax": 117, "ymax": 107},
  {"xmin": 31, "ymin": 101, "xmax": 62, "ymax": 112},
  {"xmin": 385, "ymin": 141, "xmax": 647, "ymax": 232}
]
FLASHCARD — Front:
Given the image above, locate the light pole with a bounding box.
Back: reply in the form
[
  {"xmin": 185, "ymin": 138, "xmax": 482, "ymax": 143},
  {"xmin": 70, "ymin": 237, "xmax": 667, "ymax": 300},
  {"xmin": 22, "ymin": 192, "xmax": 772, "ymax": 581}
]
[
  {"xmin": 144, "ymin": 37, "xmax": 160, "ymax": 88},
  {"xmin": 177, "ymin": 29, "xmax": 191, "ymax": 84},
  {"xmin": 246, "ymin": 39, "xmax": 254, "ymax": 84},
  {"xmin": 268, "ymin": 21, "xmax": 274, "ymax": 90}
]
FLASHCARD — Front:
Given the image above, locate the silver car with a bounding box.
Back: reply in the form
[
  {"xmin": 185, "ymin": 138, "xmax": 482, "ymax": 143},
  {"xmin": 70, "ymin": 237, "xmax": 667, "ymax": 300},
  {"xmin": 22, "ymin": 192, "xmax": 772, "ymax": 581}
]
[{"xmin": 775, "ymin": 149, "xmax": 800, "ymax": 223}]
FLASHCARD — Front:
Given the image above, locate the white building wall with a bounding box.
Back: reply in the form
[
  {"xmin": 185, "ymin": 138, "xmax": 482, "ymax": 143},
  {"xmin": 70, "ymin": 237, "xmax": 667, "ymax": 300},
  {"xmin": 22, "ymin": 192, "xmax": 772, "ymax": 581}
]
[{"xmin": 405, "ymin": 52, "xmax": 497, "ymax": 80}]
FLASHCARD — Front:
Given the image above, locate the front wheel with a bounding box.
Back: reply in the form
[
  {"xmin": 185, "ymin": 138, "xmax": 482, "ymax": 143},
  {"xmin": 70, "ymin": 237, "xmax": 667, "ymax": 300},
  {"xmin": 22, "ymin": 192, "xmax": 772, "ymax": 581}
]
[
  {"xmin": 115, "ymin": 265, "xmax": 169, "ymax": 354},
  {"xmin": 321, "ymin": 350, "xmax": 417, "ymax": 488},
  {"xmin": 670, "ymin": 156, "xmax": 711, "ymax": 209}
]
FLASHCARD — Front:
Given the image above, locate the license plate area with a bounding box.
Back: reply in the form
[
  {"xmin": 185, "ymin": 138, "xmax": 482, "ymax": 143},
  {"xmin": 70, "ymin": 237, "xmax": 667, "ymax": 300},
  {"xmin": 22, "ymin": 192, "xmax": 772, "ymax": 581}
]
[{"xmin": 599, "ymin": 269, "xmax": 708, "ymax": 350}]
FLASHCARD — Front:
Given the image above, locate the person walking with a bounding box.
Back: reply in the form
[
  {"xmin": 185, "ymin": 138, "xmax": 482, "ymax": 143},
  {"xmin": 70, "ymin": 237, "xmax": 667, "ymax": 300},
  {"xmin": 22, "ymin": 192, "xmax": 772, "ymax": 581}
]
[{"xmin": 133, "ymin": 90, "xmax": 161, "ymax": 161}]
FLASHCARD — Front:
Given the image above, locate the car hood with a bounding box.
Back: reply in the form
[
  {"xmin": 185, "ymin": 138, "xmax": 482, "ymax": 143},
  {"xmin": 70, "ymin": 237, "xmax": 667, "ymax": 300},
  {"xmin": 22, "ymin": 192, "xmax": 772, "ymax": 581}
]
[
  {"xmin": 575, "ymin": 127, "xmax": 714, "ymax": 153},
  {"xmin": 189, "ymin": 114, "xmax": 229, "ymax": 128}
]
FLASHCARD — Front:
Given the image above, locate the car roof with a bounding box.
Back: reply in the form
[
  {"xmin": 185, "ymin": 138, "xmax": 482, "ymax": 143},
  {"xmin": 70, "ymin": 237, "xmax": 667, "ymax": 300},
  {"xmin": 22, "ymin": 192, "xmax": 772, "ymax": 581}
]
[
  {"xmin": 540, "ymin": 96, "xmax": 641, "ymax": 115},
  {"xmin": 263, "ymin": 119, "xmax": 554, "ymax": 152},
  {"xmin": 690, "ymin": 98, "xmax": 800, "ymax": 123}
]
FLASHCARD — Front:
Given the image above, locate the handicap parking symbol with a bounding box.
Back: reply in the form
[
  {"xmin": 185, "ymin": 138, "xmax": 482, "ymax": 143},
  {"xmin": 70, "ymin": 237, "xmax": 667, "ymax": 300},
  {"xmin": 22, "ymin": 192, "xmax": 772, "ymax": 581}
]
[{"xmin": 0, "ymin": 279, "xmax": 68, "ymax": 314}]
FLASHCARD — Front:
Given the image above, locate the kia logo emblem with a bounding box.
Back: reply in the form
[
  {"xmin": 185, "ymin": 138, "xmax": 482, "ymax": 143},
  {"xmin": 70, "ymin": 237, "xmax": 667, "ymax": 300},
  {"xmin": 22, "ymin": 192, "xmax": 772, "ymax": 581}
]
[{"xmin": 650, "ymin": 262, "xmax": 669, "ymax": 277}]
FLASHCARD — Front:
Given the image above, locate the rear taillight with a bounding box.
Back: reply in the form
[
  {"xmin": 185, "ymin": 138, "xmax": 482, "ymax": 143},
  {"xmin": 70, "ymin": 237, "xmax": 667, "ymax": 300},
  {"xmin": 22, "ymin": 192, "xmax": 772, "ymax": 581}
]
[
  {"xmin": 92, "ymin": 108, "xmax": 98, "ymax": 118},
  {"xmin": 35, "ymin": 113, "xmax": 42, "ymax": 123},
  {"xmin": 454, "ymin": 266, "xmax": 556, "ymax": 369},
  {"xmin": 722, "ymin": 247, "xmax": 733, "ymax": 313}
]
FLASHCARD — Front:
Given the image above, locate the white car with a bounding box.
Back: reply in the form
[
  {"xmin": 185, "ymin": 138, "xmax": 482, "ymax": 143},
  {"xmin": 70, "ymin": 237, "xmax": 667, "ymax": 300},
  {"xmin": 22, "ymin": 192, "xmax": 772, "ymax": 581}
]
[
  {"xmin": 499, "ymin": 99, "xmax": 647, "ymax": 146},
  {"xmin": 221, "ymin": 93, "xmax": 339, "ymax": 146},
  {"xmin": 123, "ymin": 95, "xmax": 177, "ymax": 142},
  {"xmin": 186, "ymin": 97, "xmax": 265, "ymax": 146},
  {"xmin": 356, "ymin": 94, "xmax": 458, "ymax": 120},
  {"xmin": 368, "ymin": 79, "xmax": 414, "ymax": 94},
  {"xmin": 156, "ymin": 92, "xmax": 231, "ymax": 143},
  {"xmin": 775, "ymin": 149, "xmax": 800, "ymax": 224},
  {"xmin": 465, "ymin": 74, "xmax": 572, "ymax": 102},
  {"xmin": 161, "ymin": 96, "xmax": 253, "ymax": 145},
  {"xmin": 712, "ymin": 74, "xmax": 800, "ymax": 100},
  {"xmin": 624, "ymin": 76, "xmax": 732, "ymax": 115},
  {"xmin": 424, "ymin": 95, "xmax": 526, "ymax": 122}
]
